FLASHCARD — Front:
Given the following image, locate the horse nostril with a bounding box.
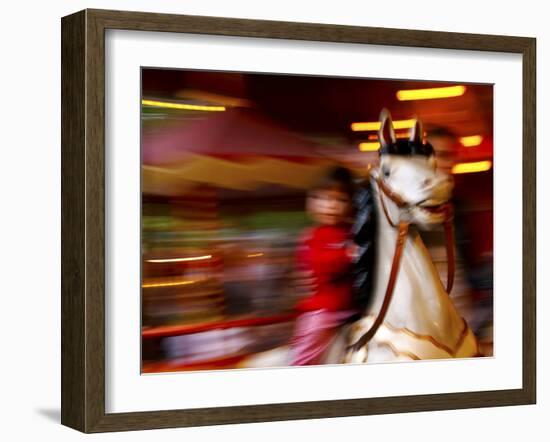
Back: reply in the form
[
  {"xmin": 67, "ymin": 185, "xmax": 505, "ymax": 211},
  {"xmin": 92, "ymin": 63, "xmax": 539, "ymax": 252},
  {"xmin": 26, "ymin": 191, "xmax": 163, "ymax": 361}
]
[{"xmin": 423, "ymin": 178, "xmax": 433, "ymax": 188}]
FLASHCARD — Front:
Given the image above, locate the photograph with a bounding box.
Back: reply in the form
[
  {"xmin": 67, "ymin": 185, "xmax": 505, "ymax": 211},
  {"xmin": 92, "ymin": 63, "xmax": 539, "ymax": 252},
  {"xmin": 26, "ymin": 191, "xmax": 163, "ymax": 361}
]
[{"xmin": 140, "ymin": 69, "xmax": 494, "ymax": 373}]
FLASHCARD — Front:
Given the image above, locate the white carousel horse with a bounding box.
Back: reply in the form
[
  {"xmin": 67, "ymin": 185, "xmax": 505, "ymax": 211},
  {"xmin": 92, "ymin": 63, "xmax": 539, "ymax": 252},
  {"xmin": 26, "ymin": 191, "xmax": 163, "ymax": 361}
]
[
  {"xmin": 241, "ymin": 109, "xmax": 479, "ymax": 368},
  {"xmin": 345, "ymin": 110, "xmax": 479, "ymax": 362}
]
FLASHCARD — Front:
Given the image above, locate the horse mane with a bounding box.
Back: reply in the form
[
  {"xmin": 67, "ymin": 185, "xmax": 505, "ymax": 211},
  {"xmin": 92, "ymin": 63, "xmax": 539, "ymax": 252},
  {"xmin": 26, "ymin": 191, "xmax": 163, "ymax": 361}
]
[{"xmin": 351, "ymin": 175, "xmax": 377, "ymax": 311}]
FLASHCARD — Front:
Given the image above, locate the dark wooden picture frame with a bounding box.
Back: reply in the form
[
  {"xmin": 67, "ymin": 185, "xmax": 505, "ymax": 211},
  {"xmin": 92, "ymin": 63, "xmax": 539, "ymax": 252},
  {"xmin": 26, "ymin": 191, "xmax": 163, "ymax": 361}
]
[{"xmin": 61, "ymin": 8, "xmax": 536, "ymax": 433}]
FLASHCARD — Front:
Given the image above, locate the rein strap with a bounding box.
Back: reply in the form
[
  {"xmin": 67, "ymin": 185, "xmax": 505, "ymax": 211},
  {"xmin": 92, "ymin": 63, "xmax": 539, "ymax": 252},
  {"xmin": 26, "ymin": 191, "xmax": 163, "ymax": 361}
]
[
  {"xmin": 443, "ymin": 207, "xmax": 455, "ymax": 293},
  {"xmin": 348, "ymin": 178, "xmax": 456, "ymax": 351}
]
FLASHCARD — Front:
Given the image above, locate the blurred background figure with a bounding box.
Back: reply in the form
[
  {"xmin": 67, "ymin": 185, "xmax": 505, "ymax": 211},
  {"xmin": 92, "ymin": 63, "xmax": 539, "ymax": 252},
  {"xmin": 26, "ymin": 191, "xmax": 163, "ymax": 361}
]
[
  {"xmin": 140, "ymin": 69, "xmax": 494, "ymax": 372},
  {"xmin": 427, "ymin": 126, "xmax": 494, "ymax": 355}
]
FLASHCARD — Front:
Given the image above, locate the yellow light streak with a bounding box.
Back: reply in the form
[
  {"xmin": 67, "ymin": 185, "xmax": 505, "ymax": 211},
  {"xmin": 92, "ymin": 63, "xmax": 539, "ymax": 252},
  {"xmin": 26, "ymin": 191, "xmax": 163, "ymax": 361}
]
[
  {"xmin": 141, "ymin": 99, "xmax": 226, "ymax": 112},
  {"xmin": 396, "ymin": 85, "xmax": 466, "ymax": 101},
  {"xmin": 451, "ymin": 160, "xmax": 492, "ymax": 174},
  {"xmin": 247, "ymin": 253, "xmax": 264, "ymax": 258},
  {"xmin": 359, "ymin": 142, "xmax": 381, "ymax": 152},
  {"xmin": 351, "ymin": 119, "xmax": 416, "ymax": 132},
  {"xmin": 142, "ymin": 280, "xmax": 198, "ymax": 288},
  {"xmin": 459, "ymin": 135, "xmax": 483, "ymax": 147},
  {"xmin": 146, "ymin": 255, "xmax": 212, "ymax": 263}
]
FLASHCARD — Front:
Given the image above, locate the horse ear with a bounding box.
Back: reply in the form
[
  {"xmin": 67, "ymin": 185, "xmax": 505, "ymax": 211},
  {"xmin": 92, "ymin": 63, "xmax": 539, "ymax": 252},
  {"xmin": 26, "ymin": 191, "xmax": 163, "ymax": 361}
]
[
  {"xmin": 409, "ymin": 117, "xmax": 423, "ymax": 144},
  {"xmin": 378, "ymin": 108, "xmax": 396, "ymax": 148}
]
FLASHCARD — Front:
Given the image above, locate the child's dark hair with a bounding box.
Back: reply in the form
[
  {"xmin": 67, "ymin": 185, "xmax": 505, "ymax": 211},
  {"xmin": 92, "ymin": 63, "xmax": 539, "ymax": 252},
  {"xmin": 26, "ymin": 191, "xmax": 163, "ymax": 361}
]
[{"xmin": 313, "ymin": 166, "xmax": 357, "ymax": 199}]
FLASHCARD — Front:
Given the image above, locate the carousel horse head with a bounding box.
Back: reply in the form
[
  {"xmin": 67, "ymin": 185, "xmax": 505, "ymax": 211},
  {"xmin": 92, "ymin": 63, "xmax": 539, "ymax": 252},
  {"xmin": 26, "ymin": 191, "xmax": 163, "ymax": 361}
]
[{"xmin": 373, "ymin": 108, "xmax": 453, "ymax": 229}]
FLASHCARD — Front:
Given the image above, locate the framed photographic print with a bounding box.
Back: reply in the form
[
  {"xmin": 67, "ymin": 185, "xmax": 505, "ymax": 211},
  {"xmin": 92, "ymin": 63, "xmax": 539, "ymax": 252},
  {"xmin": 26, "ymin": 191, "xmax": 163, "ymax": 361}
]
[{"xmin": 61, "ymin": 8, "xmax": 536, "ymax": 433}]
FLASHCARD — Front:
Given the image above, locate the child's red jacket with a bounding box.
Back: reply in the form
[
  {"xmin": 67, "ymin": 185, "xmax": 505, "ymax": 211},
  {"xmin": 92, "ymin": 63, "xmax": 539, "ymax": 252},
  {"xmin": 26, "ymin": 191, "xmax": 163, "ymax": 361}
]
[{"xmin": 295, "ymin": 224, "xmax": 354, "ymax": 312}]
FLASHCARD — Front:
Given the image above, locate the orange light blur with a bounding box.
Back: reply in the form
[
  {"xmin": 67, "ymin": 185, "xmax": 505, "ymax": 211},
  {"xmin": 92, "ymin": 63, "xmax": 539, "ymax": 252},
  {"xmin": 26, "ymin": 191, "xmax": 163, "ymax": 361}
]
[
  {"xmin": 395, "ymin": 132, "xmax": 411, "ymax": 139},
  {"xmin": 460, "ymin": 135, "xmax": 483, "ymax": 147},
  {"xmin": 452, "ymin": 160, "xmax": 492, "ymax": 174},
  {"xmin": 142, "ymin": 99, "xmax": 226, "ymax": 112},
  {"xmin": 351, "ymin": 119, "xmax": 416, "ymax": 132},
  {"xmin": 146, "ymin": 255, "xmax": 212, "ymax": 263},
  {"xmin": 396, "ymin": 85, "xmax": 466, "ymax": 101},
  {"xmin": 359, "ymin": 142, "xmax": 380, "ymax": 151},
  {"xmin": 142, "ymin": 279, "xmax": 198, "ymax": 288},
  {"xmin": 367, "ymin": 132, "xmax": 410, "ymax": 141}
]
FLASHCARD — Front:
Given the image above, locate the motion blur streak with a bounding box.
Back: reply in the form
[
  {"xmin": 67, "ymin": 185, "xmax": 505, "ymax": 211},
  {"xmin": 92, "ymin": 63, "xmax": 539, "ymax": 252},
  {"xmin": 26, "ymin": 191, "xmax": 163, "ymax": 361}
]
[
  {"xmin": 452, "ymin": 160, "xmax": 492, "ymax": 174},
  {"xmin": 141, "ymin": 99, "xmax": 226, "ymax": 112},
  {"xmin": 460, "ymin": 135, "xmax": 483, "ymax": 147},
  {"xmin": 351, "ymin": 118, "xmax": 416, "ymax": 131},
  {"xmin": 359, "ymin": 141, "xmax": 380, "ymax": 151},
  {"xmin": 147, "ymin": 255, "xmax": 212, "ymax": 263},
  {"xmin": 396, "ymin": 85, "xmax": 466, "ymax": 101}
]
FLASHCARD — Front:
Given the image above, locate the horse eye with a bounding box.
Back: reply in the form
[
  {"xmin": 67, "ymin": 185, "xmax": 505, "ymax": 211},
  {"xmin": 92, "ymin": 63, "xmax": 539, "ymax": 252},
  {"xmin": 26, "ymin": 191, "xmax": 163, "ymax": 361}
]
[{"xmin": 382, "ymin": 166, "xmax": 391, "ymax": 178}]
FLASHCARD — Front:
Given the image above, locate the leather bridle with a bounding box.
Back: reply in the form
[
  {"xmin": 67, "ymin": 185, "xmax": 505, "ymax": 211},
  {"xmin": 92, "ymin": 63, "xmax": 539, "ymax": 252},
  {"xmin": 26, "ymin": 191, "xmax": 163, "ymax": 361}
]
[{"xmin": 348, "ymin": 175, "xmax": 455, "ymax": 352}]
